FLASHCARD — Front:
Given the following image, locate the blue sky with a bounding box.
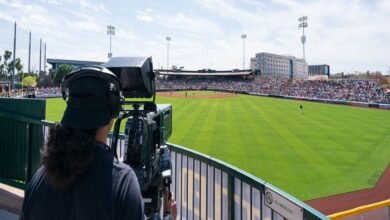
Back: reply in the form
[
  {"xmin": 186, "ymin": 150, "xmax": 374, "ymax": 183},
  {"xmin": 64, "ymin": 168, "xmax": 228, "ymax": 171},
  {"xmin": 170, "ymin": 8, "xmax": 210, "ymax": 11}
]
[{"xmin": 0, "ymin": 0, "xmax": 389, "ymax": 74}]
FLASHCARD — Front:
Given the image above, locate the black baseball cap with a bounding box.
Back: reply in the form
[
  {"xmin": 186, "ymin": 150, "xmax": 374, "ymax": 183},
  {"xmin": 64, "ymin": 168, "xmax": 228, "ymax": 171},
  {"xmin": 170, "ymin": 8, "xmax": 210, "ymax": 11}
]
[{"xmin": 61, "ymin": 76, "xmax": 112, "ymax": 129}]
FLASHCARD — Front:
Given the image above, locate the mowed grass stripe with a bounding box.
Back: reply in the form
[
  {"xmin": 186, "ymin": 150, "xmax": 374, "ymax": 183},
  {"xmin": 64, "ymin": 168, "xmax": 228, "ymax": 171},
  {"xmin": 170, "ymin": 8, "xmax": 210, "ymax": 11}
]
[
  {"xmin": 210, "ymin": 99, "xmax": 241, "ymax": 158},
  {"xmin": 238, "ymin": 97, "xmax": 289, "ymax": 165},
  {"xmin": 166, "ymin": 97, "xmax": 200, "ymax": 129},
  {"xmin": 183, "ymin": 99, "xmax": 217, "ymax": 149},
  {"xmin": 165, "ymin": 94, "xmax": 390, "ymax": 199},
  {"xmin": 227, "ymin": 97, "xmax": 266, "ymax": 172},
  {"xmin": 210, "ymin": 98, "xmax": 227, "ymax": 155},
  {"xmin": 268, "ymin": 101, "xmax": 345, "ymax": 172},
  {"xmin": 260, "ymin": 99, "xmax": 377, "ymax": 193},
  {"xmin": 248, "ymin": 97, "xmax": 329, "ymax": 190},
  {"xmin": 172, "ymin": 99, "xmax": 212, "ymax": 146},
  {"xmin": 265, "ymin": 101, "xmax": 337, "ymax": 195},
  {"xmin": 199, "ymin": 99, "xmax": 220, "ymax": 155},
  {"xmin": 237, "ymin": 96, "xmax": 389, "ymax": 199}
]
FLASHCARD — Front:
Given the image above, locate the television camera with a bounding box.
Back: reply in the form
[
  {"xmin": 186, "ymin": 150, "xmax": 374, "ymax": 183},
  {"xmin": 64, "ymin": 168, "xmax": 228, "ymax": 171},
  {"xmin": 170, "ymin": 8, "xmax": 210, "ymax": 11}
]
[{"xmin": 105, "ymin": 57, "xmax": 173, "ymax": 217}]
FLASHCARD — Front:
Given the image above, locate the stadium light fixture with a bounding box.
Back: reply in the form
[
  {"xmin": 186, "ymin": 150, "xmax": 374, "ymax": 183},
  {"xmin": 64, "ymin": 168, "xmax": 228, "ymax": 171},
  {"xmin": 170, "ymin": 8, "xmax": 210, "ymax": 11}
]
[
  {"xmin": 107, "ymin": 25, "xmax": 115, "ymax": 58},
  {"xmin": 241, "ymin": 34, "xmax": 247, "ymax": 70},
  {"xmin": 298, "ymin": 16, "xmax": 308, "ymax": 61},
  {"xmin": 166, "ymin": 36, "xmax": 171, "ymax": 69}
]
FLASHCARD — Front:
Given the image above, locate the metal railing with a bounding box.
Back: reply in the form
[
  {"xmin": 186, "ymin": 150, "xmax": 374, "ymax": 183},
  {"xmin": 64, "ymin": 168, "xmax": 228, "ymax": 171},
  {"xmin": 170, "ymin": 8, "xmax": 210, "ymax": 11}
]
[
  {"xmin": 0, "ymin": 110, "xmax": 328, "ymax": 219},
  {"xmin": 110, "ymin": 135, "xmax": 328, "ymax": 220},
  {"xmin": 0, "ymin": 110, "xmax": 52, "ymax": 189}
]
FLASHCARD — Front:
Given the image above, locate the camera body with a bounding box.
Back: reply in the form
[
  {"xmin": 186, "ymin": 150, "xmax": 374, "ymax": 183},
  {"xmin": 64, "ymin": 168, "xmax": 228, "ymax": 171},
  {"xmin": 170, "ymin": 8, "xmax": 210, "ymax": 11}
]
[
  {"xmin": 105, "ymin": 57, "xmax": 172, "ymax": 216},
  {"xmin": 105, "ymin": 57, "xmax": 155, "ymax": 98}
]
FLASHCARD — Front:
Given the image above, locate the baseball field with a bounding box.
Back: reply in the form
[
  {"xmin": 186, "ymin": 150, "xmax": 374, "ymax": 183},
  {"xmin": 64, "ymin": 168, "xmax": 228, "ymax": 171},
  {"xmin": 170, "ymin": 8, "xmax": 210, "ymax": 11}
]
[{"xmin": 46, "ymin": 91, "xmax": 390, "ymax": 201}]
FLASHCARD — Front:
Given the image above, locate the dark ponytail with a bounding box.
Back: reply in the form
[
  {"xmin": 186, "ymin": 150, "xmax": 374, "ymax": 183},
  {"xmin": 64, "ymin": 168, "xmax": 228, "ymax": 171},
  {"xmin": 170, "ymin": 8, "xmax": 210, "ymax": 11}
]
[{"xmin": 41, "ymin": 123, "xmax": 97, "ymax": 190}]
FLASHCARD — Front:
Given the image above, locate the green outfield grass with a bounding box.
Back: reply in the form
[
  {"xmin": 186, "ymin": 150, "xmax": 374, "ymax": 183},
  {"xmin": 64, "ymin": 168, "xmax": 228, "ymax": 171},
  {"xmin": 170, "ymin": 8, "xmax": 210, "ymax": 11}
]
[{"xmin": 46, "ymin": 92, "xmax": 390, "ymax": 200}]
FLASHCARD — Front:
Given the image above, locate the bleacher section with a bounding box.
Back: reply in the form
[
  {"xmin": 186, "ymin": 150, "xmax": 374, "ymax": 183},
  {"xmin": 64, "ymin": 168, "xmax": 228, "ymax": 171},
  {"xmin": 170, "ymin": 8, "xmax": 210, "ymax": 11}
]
[{"xmin": 156, "ymin": 76, "xmax": 390, "ymax": 105}]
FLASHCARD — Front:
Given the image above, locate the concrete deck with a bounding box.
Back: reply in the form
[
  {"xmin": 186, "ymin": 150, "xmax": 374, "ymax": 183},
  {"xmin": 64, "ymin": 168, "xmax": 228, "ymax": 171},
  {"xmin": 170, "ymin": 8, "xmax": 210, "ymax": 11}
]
[
  {"xmin": 0, "ymin": 209, "xmax": 18, "ymax": 220},
  {"xmin": 0, "ymin": 183, "xmax": 23, "ymax": 219}
]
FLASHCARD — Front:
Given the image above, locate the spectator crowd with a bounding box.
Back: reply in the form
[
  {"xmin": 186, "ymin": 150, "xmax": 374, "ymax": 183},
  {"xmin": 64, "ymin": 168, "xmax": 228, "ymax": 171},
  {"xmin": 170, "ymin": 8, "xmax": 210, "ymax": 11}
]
[
  {"xmin": 156, "ymin": 76, "xmax": 390, "ymax": 104},
  {"xmin": 30, "ymin": 77, "xmax": 390, "ymax": 104},
  {"xmin": 35, "ymin": 87, "xmax": 61, "ymax": 97}
]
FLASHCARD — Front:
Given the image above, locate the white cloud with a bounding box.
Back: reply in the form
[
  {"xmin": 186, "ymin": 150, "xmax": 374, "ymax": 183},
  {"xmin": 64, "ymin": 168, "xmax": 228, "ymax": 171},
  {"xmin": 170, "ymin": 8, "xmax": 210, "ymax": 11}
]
[
  {"xmin": 0, "ymin": 11, "xmax": 14, "ymax": 22},
  {"xmin": 116, "ymin": 28, "xmax": 137, "ymax": 41},
  {"xmin": 194, "ymin": 0, "xmax": 390, "ymax": 73},
  {"xmin": 271, "ymin": 0, "xmax": 301, "ymax": 8},
  {"xmin": 41, "ymin": 0, "xmax": 62, "ymax": 5},
  {"xmin": 136, "ymin": 8, "xmax": 156, "ymax": 22},
  {"xmin": 8, "ymin": 1, "xmax": 48, "ymax": 14},
  {"xmin": 79, "ymin": 0, "xmax": 110, "ymax": 14},
  {"xmin": 0, "ymin": 0, "xmax": 389, "ymax": 73},
  {"xmin": 160, "ymin": 13, "xmax": 224, "ymax": 39},
  {"xmin": 137, "ymin": 14, "xmax": 153, "ymax": 22},
  {"xmin": 0, "ymin": 0, "xmax": 113, "ymax": 71},
  {"xmin": 68, "ymin": 20, "xmax": 101, "ymax": 32}
]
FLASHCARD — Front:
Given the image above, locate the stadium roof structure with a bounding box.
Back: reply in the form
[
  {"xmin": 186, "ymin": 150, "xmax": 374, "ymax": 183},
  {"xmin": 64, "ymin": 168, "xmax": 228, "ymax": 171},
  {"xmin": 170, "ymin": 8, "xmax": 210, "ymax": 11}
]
[
  {"xmin": 157, "ymin": 69, "xmax": 253, "ymax": 76},
  {"xmin": 47, "ymin": 58, "xmax": 104, "ymax": 66}
]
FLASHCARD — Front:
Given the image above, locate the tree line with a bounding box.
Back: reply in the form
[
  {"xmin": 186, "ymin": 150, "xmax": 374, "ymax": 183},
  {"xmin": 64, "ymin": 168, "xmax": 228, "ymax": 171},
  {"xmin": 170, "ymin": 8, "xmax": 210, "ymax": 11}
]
[
  {"xmin": 0, "ymin": 50, "xmax": 23, "ymax": 78},
  {"xmin": 0, "ymin": 50, "xmax": 40, "ymax": 87}
]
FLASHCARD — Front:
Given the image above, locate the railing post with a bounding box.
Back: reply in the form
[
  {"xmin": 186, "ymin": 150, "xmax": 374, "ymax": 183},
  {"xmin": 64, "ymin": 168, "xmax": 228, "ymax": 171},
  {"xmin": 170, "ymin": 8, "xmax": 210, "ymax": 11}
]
[
  {"xmin": 250, "ymin": 186, "xmax": 252, "ymax": 220},
  {"xmin": 24, "ymin": 123, "xmax": 30, "ymax": 190},
  {"xmin": 228, "ymin": 174, "xmax": 235, "ymax": 220},
  {"xmin": 386, "ymin": 205, "xmax": 390, "ymax": 220}
]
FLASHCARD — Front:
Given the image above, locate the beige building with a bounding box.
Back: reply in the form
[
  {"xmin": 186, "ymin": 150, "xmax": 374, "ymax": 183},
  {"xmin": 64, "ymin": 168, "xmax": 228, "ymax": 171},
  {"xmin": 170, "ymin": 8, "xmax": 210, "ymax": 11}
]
[{"xmin": 250, "ymin": 52, "xmax": 308, "ymax": 79}]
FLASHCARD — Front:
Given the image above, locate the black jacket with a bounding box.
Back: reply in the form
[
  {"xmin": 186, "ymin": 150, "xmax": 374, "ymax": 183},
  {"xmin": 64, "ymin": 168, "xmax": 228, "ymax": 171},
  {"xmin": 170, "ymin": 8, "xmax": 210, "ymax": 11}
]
[{"xmin": 20, "ymin": 142, "xmax": 144, "ymax": 220}]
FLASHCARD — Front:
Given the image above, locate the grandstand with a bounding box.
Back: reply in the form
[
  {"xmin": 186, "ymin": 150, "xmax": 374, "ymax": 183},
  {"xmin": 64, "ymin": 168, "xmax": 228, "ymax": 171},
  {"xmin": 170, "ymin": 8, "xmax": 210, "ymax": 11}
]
[
  {"xmin": 156, "ymin": 70, "xmax": 390, "ymax": 105},
  {"xmin": 0, "ymin": 81, "xmax": 10, "ymax": 93},
  {"xmin": 157, "ymin": 69, "xmax": 254, "ymax": 79},
  {"xmin": 30, "ymin": 69, "xmax": 390, "ymax": 105}
]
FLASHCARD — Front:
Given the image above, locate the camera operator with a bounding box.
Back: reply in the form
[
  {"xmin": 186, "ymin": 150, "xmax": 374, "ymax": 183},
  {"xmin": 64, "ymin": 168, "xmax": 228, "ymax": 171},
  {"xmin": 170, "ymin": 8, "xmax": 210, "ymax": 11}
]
[{"xmin": 20, "ymin": 67, "xmax": 176, "ymax": 220}]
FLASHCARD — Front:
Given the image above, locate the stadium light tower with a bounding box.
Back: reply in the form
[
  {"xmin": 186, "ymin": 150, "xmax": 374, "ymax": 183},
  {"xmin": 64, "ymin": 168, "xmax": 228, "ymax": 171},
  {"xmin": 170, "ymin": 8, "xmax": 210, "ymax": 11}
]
[
  {"xmin": 166, "ymin": 36, "xmax": 171, "ymax": 69},
  {"xmin": 28, "ymin": 31, "xmax": 31, "ymax": 74},
  {"xmin": 241, "ymin": 34, "xmax": 247, "ymax": 70},
  {"xmin": 107, "ymin": 25, "xmax": 115, "ymax": 58},
  {"xmin": 11, "ymin": 21, "xmax": 16, "ymax": 89},
  {"xmin": 298, "ymin": 16, "xmax": 308, "ymax": 60}
]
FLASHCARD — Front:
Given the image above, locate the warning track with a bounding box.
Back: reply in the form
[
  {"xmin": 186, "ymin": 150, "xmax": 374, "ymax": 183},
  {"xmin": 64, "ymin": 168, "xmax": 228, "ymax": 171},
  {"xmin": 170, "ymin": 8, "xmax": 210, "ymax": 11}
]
[{"xmin": 306, "ymin": 164, "xmax": 390, "ymax": 215}]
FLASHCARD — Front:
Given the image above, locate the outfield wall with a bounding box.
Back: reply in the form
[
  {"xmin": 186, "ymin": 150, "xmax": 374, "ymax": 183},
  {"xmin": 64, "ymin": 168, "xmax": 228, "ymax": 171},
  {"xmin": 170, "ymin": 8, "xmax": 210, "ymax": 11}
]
[{"xmin": 329, "ymin": 199, "xmax": 390, "ymax": 220}]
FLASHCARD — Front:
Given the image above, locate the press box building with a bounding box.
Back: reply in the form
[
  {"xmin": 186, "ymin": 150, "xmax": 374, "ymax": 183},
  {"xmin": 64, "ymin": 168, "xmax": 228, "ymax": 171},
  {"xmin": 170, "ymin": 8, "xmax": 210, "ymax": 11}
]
[
  {"xmin": 250, "ymin": 52, "xmax": 308, "ymax": 79},
  {"xmin": 308, "ymin": 64, "xmax": 330, "ymax": 76},
  {"xmin": 47, "ymin": 58, "xmax": 104, "ymax": 77}
]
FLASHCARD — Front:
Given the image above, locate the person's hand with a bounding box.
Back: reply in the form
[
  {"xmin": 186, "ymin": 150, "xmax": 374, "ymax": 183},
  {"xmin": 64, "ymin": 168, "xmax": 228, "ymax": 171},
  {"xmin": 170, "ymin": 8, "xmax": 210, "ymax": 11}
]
[{"xmin": 163, "ymin": 190, "xmax": 177, "ymax": 219}]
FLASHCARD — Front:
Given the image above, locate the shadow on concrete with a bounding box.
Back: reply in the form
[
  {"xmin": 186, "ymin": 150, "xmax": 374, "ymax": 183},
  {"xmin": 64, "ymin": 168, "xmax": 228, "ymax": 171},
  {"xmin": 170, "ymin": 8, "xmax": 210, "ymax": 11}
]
[{"xmin": 0, "ymin": 209, "xmax": 19, "ymax": 220}]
